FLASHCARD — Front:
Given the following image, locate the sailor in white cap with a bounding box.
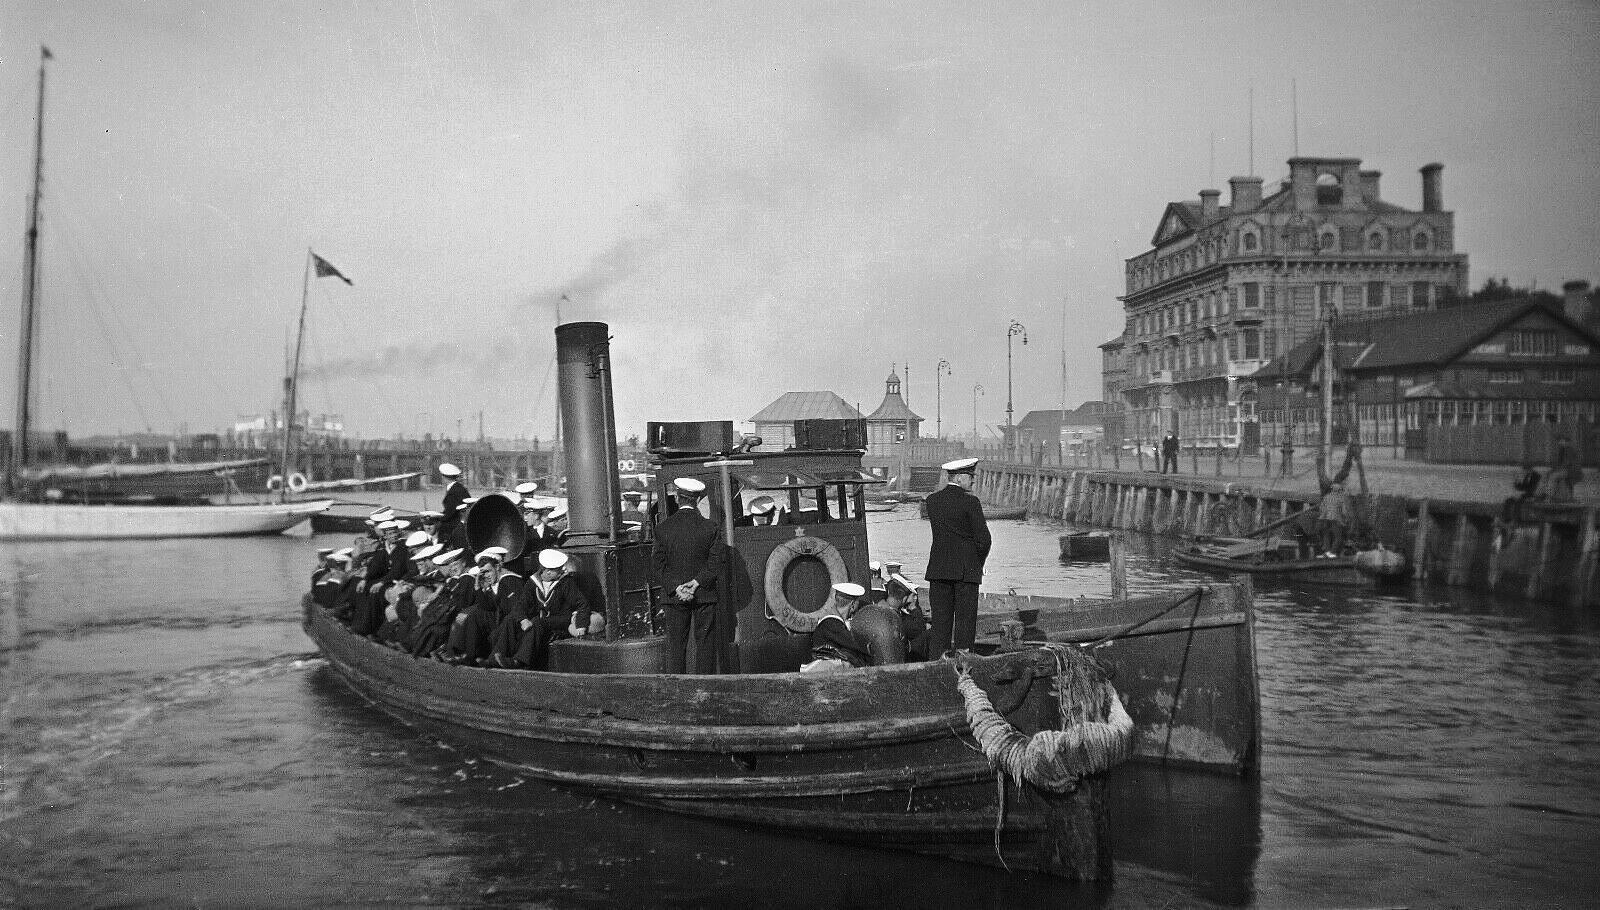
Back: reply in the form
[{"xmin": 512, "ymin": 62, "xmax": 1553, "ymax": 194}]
[
  {"xmin": 514, "ymin": 481, "xmax": 539, "ymax": 496},
  {"xmin": 351, "ymin": 516, "xmax": 421, "ymax": 636},
  {"xmin": 654, "ymin": 475, "xmax": 728, "ymax": 674},
  {"xmin": 800, "ymin": 583, "xmax": 874, "ymax": 670},
  {"xmin": 442, "ymin": 545, "xmax": 523, "ymax": 666},
  {"xmin": 406, "ymin": 546, "xmax": 472, "ymax": 658},
  {"xmin": 513, "ymin": 498, "xmax": 566, "ymax": 572},
  {"xmin": 438, "ymin": 462, "xmax": 470, "ymax": 539},
  {"xmin": 737, "ymin": 494, "xmax": 779, "ymax": 527},
  {"xmin": 490, "ymin": 547, "xmax": 594, "ymax": 670},
  {"xmin": 619, "ymin": 490, "xmax": 646, "ymax": 527},
  {"xmin": 312, "ymin": 548, "xmax": 358, "ymax": 611},
  {"xmin": 922, "ymin": 456, "xmax": 990, "ymax": 656}
]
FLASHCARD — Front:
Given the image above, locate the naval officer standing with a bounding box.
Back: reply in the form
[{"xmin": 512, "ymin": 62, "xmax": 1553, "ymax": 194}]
[{"xmin": 922, "ymin": 457, "xmax": 990, "ymax": 656}]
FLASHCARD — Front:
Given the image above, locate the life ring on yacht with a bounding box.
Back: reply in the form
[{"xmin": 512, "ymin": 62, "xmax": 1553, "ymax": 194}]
[
  {"xmin": 266, "ymin": 474, "xmax": 284, "ymax": 492},
  {"xmin": 287, "ymin": 472, "xmax": 309, "ymax": 494},
  {"xmin": 764, "ymin": 536, "xmax": 849, "ymax": 633}
]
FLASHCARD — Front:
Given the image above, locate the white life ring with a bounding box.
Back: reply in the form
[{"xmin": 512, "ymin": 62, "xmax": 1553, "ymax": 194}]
[
  {"xmin": 266, "ymin": 474, "xmax": 284, "ymax": 492},
  {"xmin": 764, "ymin": 536, "xmax": 850, "ymax": 633},
  {"xmin": 618, "ymin": 459, "xmax": 636, "ymax": 472},
  {"xmin": 287, "ymin": 472, "xmax": 309, "ymax": 493}
]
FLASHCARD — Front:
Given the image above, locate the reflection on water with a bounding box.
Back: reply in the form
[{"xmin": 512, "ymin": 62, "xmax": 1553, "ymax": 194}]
[{"xmin": 2, "ymin": 510, "xmax": 1598, "ymax": 908}]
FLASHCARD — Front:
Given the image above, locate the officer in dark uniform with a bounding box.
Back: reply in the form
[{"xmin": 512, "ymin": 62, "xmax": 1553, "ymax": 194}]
[
  {"xmin": 923, "ymin": 457, "xmax": 990, "ymax": 656},
  {"xmin": 651, "ymin": 477, "xmax": 726, "ymax": 674},
  {"xmin": 438, "ymin": 462, "xmax": 470, "ymax": 540}
]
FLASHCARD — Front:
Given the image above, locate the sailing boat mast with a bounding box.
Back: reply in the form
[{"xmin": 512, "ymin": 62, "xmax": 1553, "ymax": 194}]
[
  {"xmin": 9, "ymin": 47, "xmax": 49, "ymax": 494},
  {"xmin": 279, "ymin": 250, "xmax": 312, "ymax": 502}
]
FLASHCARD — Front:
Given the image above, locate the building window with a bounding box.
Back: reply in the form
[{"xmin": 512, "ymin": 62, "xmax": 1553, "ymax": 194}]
[
  {"xmin": 1242, "ymin": 231, "xmax": 1258, "ymax": 252},
  {"xmin": 1343, "ymin": 285, "xmax": 1364, "ymax": 312},
  {"xmin": 1412, "ymin": 281, "xmax": 1431, "ymax": 309},
  {"xmin": 1488, "ymin": 368, "xmax": 1525, "ymax": 383},
  {"xmin": 1319, "ymin": 231, "xmax": 1336, "ymax": 251},
  {"xmin": 1414, "ymin": 231, "xmax": 1430, "ymax": 251},
  {"xmin": 1508, "ymin": 330, "xmax": 1559, "ymax": 356},
  {"xmin": 1242, "ymin": 329, "xmax": 1260, "ymax": 359},
  {"xmin": 1368, "ymin": 231, "xmax": 1384, "ymax": 251},
  {"xmin": 1390, "ymin": 283, "xmax": 1411, "ymax": 309},
  {"xmin": 1540, "ymin": 367, "xmax": 1575, "ymax": 384},
  {"xmin": 1243, "ymin": 283, "xmax": 1260, "ymax": 308},
  {"xmin": 1318, "ymin": 283, "xmax": 1339, "ymax": 318},
  {"xmin": 1316, "ymin": 173, "xmax": 1342, "ymax": 206},
  {"xmin": 1367, "ymin": 281, "xmax": 1386, "ymax": 309}
]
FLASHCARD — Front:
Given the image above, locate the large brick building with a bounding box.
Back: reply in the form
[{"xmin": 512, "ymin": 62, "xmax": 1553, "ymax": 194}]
[{"xmin": 1109, "ymin": 156, "xmax": 1469, "ymax": 451}]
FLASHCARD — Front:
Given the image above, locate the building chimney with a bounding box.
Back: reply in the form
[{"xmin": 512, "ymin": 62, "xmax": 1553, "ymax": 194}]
[
  {"xmin": 1199, "ymin": 189, "xmax": 1220, "ymax": 220},
  {"xmin": 1229, "ymin": 176, "xmax": 1263, "ymax": 212},
  {"xmin": 1421, "ymin": 163, "xmax": 1443, "ymax": 213},
  {"xmin": 1360, "ymin": 170, "xmax": 1382, "ymax": 204},
  {"xmin": 1563, "ymin": 280, "xmax": 1593, "ymax": 323}
]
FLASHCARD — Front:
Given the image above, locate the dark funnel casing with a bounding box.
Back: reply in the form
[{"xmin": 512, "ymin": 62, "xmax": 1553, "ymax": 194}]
[{"xmin": 556, "ymin": 321, "xmax": 621, "ymax": 541}]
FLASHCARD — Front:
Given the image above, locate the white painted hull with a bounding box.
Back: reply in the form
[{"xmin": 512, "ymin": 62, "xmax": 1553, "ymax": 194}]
[{"xmin": 0, "ymin": 499, "xmax": 333, "ymax": 540}]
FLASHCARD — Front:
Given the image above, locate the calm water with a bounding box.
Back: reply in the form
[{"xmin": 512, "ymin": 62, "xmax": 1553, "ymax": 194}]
[{"xmin": 3, "ymin": 499, "xmax": 1599, "ymax": 908}]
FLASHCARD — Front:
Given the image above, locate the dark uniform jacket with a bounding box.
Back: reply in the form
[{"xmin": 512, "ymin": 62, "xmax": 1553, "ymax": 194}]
[
  {"xmin": 923, "ymin": 483, "xmax": 991, "ymax": 583},
  {"xmin": 651, "ymin": 506, "xmax": 727, "ymax": 605}
]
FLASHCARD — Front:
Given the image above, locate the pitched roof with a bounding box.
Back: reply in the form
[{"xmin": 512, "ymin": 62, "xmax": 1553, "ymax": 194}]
[
  {"xmin": 749, "ymin": 391, "xmax": 863, "ymax": 423},
  {"xmin": 865, "ymin": 391, "xmax": 921, "ymax": 423},
  {"xmin": 1251, "ymin": 298, "xmax": 1600, "ymax": 381}
]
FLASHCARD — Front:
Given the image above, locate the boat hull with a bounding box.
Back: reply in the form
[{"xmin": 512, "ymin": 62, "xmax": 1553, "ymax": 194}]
[
  {"xmin": 303, "ymin": 598, "xmax": 1104, "ymax": 874},
  {"xmin": 1058, "ymin": 531, "xmax": 1112, "ymax": 561},
  {"xmin": 0, "ymin": 499, "xmax": 331, "ymax": 540},
  {"xmin": 976, "ymin": 584, "xmax": 1259, "ymax": 775},
  {"xmin": 1173, "ymin": 548, "xmax": 1375, "ymax": 586}
]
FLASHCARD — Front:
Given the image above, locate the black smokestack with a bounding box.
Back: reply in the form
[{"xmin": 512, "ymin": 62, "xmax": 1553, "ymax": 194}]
[{"xmin": 556, "ymin": 321, "xmax": 621, "ymax": 541}]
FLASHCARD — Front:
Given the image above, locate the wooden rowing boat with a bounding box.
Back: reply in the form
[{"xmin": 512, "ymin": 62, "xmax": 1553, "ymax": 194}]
[
  {"xmin": 1172, "ymin": 537, "xmax": 1403, "ymax": 586},
  {"xmin": 1058, "ymin": 530, "xmax": 1112, "ymax": 561}
]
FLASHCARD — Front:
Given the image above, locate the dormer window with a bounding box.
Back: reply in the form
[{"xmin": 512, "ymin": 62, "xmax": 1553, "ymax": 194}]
[
  {"xmin": 1368, "ymin": 231, "xmax": 1384, "ymax": 251},
  {"xmin": 1242, "ymin": 231, "xmax": 1258, "ymax": 252},
  {"xmin": 1319, "ymin": 231, "xmax": 1337, "ymax": 251},
  {"xmin": 1316, "ymin": 173, "xmax": 1342, "ymax": 206},
  {"xmin": 1413, "ymin": 231, "xmax": 1430, "ymax": 251}
]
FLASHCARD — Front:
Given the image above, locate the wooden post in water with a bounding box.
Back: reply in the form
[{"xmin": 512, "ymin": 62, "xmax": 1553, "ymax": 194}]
[
  {"xmin": 1573, "ymin": 508, "xmax": 1597, "ymax": 608},
  {"xmin": 1527, "ymin": 522, "xmax": 1555, "ymax": 601},
  {"xmin": 1446, "ymin": 514, "xmax": 1474, "ymax": 587},
  {"xmin": 1412, "ymin": 500, "xmax": 1432, "ymax": 581},
  {"xmin": 1110, "ymin": 536, "xmax": 1128, "ymax": 601}
]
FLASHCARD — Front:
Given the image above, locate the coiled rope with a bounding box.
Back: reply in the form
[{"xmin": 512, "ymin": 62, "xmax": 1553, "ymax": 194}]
[{"xmin": 955, "ymin": 643, "xmax": 1133, "ymax": 794}]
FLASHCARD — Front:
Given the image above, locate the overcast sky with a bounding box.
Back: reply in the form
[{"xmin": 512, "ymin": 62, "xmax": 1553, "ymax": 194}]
[{"xmin": 2, "ymin": 1, "xmax": 1596, "ymax": 442}]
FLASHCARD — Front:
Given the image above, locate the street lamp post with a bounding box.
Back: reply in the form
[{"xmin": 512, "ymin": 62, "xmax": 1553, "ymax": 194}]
[
  {"xmin": 934, "ymin": 359, "xmax": 952, "ymax": 440},
  {"xmin": 972, "ymin": 383, "xmax": 984, "ymax": 444},
  {"xmin": 1006, "ymin": 320, "xmax": 1028, "ymax": 461}
]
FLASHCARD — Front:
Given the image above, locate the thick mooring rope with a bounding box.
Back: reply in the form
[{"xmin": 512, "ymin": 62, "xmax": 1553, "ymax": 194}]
[{"xmin": 955, "ymin": 643, "xmax": 1133, "ymax": 794}]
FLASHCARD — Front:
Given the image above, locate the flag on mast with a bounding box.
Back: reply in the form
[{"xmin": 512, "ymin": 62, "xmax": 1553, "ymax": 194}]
[{"xmin": 311, "ymin": 252, "xmax": 352, "ymax": 285}]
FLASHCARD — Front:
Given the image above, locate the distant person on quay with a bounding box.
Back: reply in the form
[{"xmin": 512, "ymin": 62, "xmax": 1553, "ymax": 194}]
[
  {"xmin": 923, "ymin": 457, "xmax": 991, "ymax": 656},
  {"xmin": 1161, "ymin": 432, "xmax": 1180, "ymax": 474}
]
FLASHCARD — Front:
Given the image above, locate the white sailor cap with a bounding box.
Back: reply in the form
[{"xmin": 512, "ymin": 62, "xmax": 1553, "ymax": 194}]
[
  {"xmin": 316, "ymin": 547, "xmax": 335, "ymax": 557},
  {"xmin": 748, "ymin": 495, "xmax": 776, "ymax": 515},
  {"xmin": 332, "ymin": 547, "xmax": 354, "ymax": 558},
  {"xmin": 475, "ymin": 546, "xmax": 509, "ymax": 563},
  {"xmin": 460, "ymin": 497, "xmax": 478, "ymax": 506},
  {"xmin": 501, "ymin": 491, "xmax": 523, "ymax": 506},
  {"xmin": 375, "ymin": 520, "xmax": 399, "ymax": 531},
  {"xmin": 831, "ymin": 582, "xmax": 866, "ymax": 599},
  {"xmin": 413, "ymin": 543, "xmax": 444, "ymax": 562},
  {"xmin": 672, "ymin": 477, "xmax": 706, "ymax": 495},
  {"xmin": 417, "ymin": 510, "xmax": 443, "ymax": 521},
  {"xmin": 369, "ymin": 508, "xmax": 396, "ymax": 523},
  {"xmin": 524, "ymin": 497, "xmax": 556, "ymax": 512},
  {"xmin": 432, "ymin": 547, "xmax": 465, "ymax": 565},
  {"xmin": 405, "ymin": 530, "xmax": 431, "ymax": 548},
  {"xmin": 537, "ymin": 548, "xmax": 569, "ymax": 570},
  {"xmin": 514, "ymin": 481, "xmax": 539, "ymax": 495},
  {"xmin": 328, "ymin": 552, "xmax": 353, "ymax": 566},
  {"xmin": 465, "ymin": 566, "xmax": 482, "ymax": 577},
  {"xmin": 888, "ymin": 572, "xmax": 920, "ymax": 593},
  {"xmin": 438, "ymin": 463, "xmax": 462, "ymax": 477},
  {"xmin": 547, "ymin": 505, "xmax": 568, "ymax": 520},
  {"xmin": 941, "ymin": 457, "xmax": 980, "ymax": 474}
]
